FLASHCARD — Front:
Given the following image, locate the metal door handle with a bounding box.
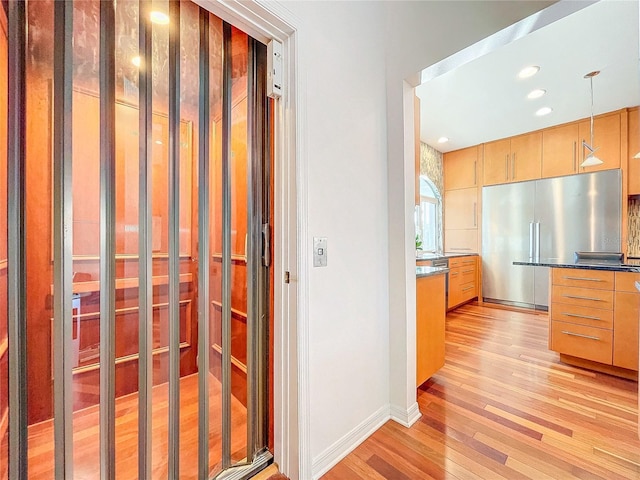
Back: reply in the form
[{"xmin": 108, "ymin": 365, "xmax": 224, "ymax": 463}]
[
  {"xmin": 505, "ymin": 155, "xmax": 508, "ymax": 181},
  {"xmin": 473, "ymin": 160, "xmax": 477, "ymax": 185},
  {"xmin": 573, "ymin": 141, "xmax": 577, "ymax": 172},
  {"xmin": 451, "ymin": 248, "xmax": 472, "ymax": 251},
  {"xmin": 262, "ymin": 223, "xmax": 271, "ymax": 267},
  {"xmin": 534, "ymin": 222, "xmax": 540, "ymax": 262},
  {"xmin": 561, "ymin": 330, "xmax": 600, "ymax": 341},
  {"xmin": 529, "ymin": 223, "xmax": 534, "ymax": 259},
  {"xmin": 562, "ymin": 276, "xmax": 603, "ymax": 282},
  {"xmin": 563, "ymin": 294, "xmax": 604, "ymax": 302},
  {"xmin": 512, "ymin": 153, "xmax": 516, "ymax": 180},
  {"xmin": 562, "ymin": 312, "xmax": 602, "ymax": 321},
  {"xmin": 462, "ymin": 269, "xmax": 474, "ymax": 274}
]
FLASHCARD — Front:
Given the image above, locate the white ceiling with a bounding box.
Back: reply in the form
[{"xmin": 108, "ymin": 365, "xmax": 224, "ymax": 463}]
[{"xmin": 416, "ymin": 0, "xmax": 640, "ymax": 153}]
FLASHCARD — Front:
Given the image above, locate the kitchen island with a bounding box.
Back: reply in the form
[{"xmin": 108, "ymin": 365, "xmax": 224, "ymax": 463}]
[
  {"xmin": 416, "ymin": 266, "xmax": 448, "ymax": 387},
  {"xmin": 515, "ymin": 258, "xmax": 640, "ymax": 379}
]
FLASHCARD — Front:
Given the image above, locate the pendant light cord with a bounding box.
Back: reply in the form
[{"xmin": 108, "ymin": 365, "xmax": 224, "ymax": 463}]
[{"xmin": 589, "ymin": 75, "xmax": 594, "ymax": 149}]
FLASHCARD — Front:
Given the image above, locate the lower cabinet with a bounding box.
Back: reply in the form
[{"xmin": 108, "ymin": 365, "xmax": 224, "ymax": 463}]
[
  {"xmin": 614, "ymin": 272, "xmax": 640, "ymax": 370},
  {"xmin": 448, "ymin": 256, "xmax": 478, "ymax": 310},
  {"xmin": 549, "ymin": 268, "xmax": 639, "ymax": 373},
  {"xmin": 416, "ymin": 273, "xmax": 446, "ymax": 387}
]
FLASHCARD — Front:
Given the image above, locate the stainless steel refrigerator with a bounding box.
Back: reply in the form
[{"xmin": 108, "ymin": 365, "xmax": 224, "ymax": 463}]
[{"xmin": 481, "ymin": 169, "xmax": 622, "ymax": 309}]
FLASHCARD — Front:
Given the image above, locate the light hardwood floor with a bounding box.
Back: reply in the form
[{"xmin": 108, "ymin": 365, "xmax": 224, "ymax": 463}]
[
  {"xmin": 26, "ymin": 373, "xmax": 249, "ymax": 479},
  {"xmin": 323, "ymin": 303, "xmax": 640, "ymax": 479}
]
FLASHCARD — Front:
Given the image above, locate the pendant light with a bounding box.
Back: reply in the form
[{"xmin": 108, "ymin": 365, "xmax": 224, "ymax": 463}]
[{"xmin": 580, "ymin": 70, "xmax": 603, "ymax": 167}]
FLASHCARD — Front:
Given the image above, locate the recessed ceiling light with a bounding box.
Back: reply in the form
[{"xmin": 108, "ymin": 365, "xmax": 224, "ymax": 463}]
[
  {"xmin": 437, "ymin": 137, "xmax": 449, "ymax": 144},
  {"xmin": 131, "ymin": 56, "xmax": 141, "ymax": 68},
  {"xmin": 527, "ymin": 89, "xmax": 546, "ymax": 99},
  {"xmin": 518, "ymin": 66, "xmax": 540, "ymax": 79},
  {"xmin": 535, "ymin": 107, "xmax": 553, "ymax": 116},
  {"xmin": 150, "ymin": 11, "xmax": 169, "ymax": 25}
]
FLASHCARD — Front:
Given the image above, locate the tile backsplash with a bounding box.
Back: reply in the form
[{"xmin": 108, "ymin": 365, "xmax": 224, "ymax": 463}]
[{"xmin": 629, "ymin": 196, "xmax": 640, "ymax": 257}]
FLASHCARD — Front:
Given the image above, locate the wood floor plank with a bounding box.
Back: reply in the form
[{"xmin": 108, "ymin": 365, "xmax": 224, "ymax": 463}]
[{"xmin": 322, "ymin": 303, "xmax": 640, "ymax": 479}]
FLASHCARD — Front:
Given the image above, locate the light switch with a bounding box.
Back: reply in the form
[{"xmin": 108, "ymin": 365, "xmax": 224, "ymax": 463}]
[{"xmin": 313, "ymin": 237, "xmax": 327, "ymax": 267}]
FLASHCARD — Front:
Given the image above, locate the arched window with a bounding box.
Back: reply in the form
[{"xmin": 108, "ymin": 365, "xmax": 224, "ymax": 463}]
[{"xmin": 415, "ymin": 176, "xmax": 441, "ymax": 253}]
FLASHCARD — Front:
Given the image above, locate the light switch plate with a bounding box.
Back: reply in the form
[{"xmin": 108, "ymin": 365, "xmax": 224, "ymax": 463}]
[{"xmin": 313, "ymin": 237, "xmax": 327, "ymax": 267}]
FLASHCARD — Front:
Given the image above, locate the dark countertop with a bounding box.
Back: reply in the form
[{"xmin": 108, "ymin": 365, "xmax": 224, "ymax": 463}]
[
  {"xmin": 513, "ymin": 258, "xmax": 640, "ymax": 273},
  {"xmin": 416, "ymin": 266, "xmax": 449, "ymax": 278},
  {"xmin": 416, "ymin": 252, "xmax": 479, "ymax": 261}
]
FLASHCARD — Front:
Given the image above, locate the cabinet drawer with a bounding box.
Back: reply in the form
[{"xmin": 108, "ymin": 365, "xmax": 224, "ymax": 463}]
[
  {"xmin": 550, "ymin": 303, "xmax": 613, "ymax": 329},
  {"xmin": 460, "ymin": 265, "xmax": 476, "ymax": 282},
  {"xmin": 449, "ymin": 256, "xmax": 476, "ymax": 268},
  {"xmin": 551, "ymin": 285, "xmax": 614, "ymax": 310},
  {"xmin": 459, "ymin": 281, "xmax": 477, "ymax": 302},
  {"xmin": 552, "ymin": 268, "xmax": 614, "ymax": 290},
  {"xmin": 551, "ymin": 321, "xmax": 612, "ymax": 365},
  {"xmin": 615, "ymin": 271, "xmax": 640, "ymax": 293}
]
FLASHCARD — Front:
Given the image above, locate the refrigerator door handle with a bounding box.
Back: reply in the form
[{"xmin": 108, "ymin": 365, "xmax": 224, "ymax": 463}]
[
  {"xmin": 535, "ymin": 222, "xmax": 541, "ymax": 261},
  {"xmin": 529, "ymin": 222, "xmax": 534, "ymax": 259}
]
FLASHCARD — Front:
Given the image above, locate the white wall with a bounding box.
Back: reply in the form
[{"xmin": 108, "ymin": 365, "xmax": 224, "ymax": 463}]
[{"xmin": 281, "ymin": 1, "xmax": 391, "ymax": 476}]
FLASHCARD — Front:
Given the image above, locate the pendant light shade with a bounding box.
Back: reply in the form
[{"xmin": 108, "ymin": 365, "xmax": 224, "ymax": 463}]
[{"xmin": 580, "ymin": 70, "xmax": 603, "ymax": 168}]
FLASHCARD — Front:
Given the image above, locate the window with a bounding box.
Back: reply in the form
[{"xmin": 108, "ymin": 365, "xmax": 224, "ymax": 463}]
[{"xmin": 415, "ymin": 176, "xmax": 441, "ymax": 253}]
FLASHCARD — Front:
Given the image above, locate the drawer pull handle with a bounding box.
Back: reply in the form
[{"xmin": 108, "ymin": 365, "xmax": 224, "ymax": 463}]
[
  {"xmin": 563, "ymin": 276, "xmax": 603, "ymax": 282},
  {"xmin": 451, "ymin": 248, "xmax": 472, "ymax": 251},
  {"xmin": 563, "ymin": 295, "xmax": 604, "ymax": 302},
  {"xmin": 562, "ymin": 312, "xmax": 601, "ymax": 321},
  {"xmin": 561, "ymin": 330, "xmax": 600, "ymax": 341},
  {"xmin": 462, "ymin": 269, "xmax": 474, "ymax": 274},
  {"xmin": 462, "ymin": 286, "xmax": 474, "ymax": 292},
  {"xmin": 450, "ymin": 272, "xmax": 459, "ymax": 277}
]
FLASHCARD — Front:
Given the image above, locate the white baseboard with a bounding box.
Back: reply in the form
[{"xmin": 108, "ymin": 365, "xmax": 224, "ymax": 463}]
[
  {"xmin": 311, "ymin": 404, "xmax": 391, "ymax": 479},
  {"xmin": 389, "ymin": 401, "xmax": 421, "ymax": 428}
]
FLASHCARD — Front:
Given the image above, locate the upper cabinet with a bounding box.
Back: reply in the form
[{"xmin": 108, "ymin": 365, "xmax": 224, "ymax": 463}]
[
  {"xmin": 443, "ymin": 146, "xmax": 479, "ymax": 190},
  {"xmin": 542, "ymin": 111, "xmax": 621, "ymax": 178},
  {"xmin": 542, "ymin": 123, "xmax": 580, "ymax": 178},
  {"xmin": 628, "ymin": 107, "xmax": 640, "ymax": 195},
  {"xmin": 484, "ymin": 132, "xmax": 541, "ymax": 185}
]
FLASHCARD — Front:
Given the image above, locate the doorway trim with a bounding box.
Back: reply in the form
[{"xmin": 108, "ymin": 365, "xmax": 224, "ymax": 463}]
[{"xmin": 193, "ymin": 1, "xmax": 305, "ymax": 478}]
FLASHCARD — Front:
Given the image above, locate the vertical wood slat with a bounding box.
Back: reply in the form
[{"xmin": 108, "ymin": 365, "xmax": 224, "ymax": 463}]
[
  {"xmin": 221, "ymin": 20, "xmax": 233, "ymax": 470},
  {"xmin": 168, "ymin": 1, "xmax": 181, "ymax": 477},
  {"xmin": 52, "ymin": 1, "xmax": 74, "ymax": 477},
  {"xmin": 197, "ymin": 8, "xmax": 211, "ymax": 480},
  {"xmin": 137, "ymin": 1, "xmax": 153, "ymax": 477},
  {"xmin": 7, "ymin": 1, "xmax": 27, "ymax": 478},
  {"xmin": 99, "ymin": 0, "xmax": 116, "ymax": 478}
]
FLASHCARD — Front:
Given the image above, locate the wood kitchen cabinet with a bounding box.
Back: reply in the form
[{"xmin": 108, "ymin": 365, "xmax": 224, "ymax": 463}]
[
  {"xmin": 578, "ymin": 111, "xmax": 621, "ymax": 173},
  {"xmin": 542, "ymin": 123, "xmax": 580, "ymax": 178},
  {"xmin": 483, "ymin": 132, "xmax": 542, "ymax": 185},
  {"xmin": 549, "ymin": 267, "xmax": 639, "ymax": 377},
  {"xmin": 448, "ymin": 255, "xmax": 478, "ymax": 309},
  {"xmin": 613, "ymin": 272, "xmax": 640, "ymax": 371},
  {"xmin": 443, "ymin": 146, "xmax": 479, "ymax": 190},
  {"xmin": 542, "ymin": 112, "xmax": 621, "ymax": 178},
  {"xmin": 444, "ymin": 229, "xmax": 477, "ymax": 253},
  {"xmin": 416, "ymin": 272, "xmax": 446, "ymax": 386},
  {"xmin": 628, "ymin": 107, "xmax": 640, "ymax": 195},
  {"xmin": 444, "ymin": 187, "xmax": 477, "ymax": 230}
]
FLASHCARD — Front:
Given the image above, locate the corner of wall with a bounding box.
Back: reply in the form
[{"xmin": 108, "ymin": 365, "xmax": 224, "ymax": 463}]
[{"xmin": 310, "ymin": 404, "xmax": 391, "ymax": 480}]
